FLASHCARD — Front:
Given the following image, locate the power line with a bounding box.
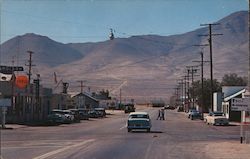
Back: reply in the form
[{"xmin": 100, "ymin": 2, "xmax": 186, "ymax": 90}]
[
  {"xmin": 26, "ymin": 51, "xmax": 35, "ymax": 84},
  {"xmin": 200, "ymin": 23, "xmax": 222, "ymax": 112}
]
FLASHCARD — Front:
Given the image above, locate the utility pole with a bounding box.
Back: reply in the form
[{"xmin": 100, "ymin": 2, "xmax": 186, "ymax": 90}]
[
  {"xmin": 33, "ymin": 74, "xmax": 40, "ymax": 120},
  {"xmin": 119, "ymin": 88, "xmax": 122, "ymax": 109},
  {"xmin": 187, "ymin": 69, "xmax": 190, "ymax": 109},
  {"xmin": 201, "ymin": 52, "xmax": 204, "ymax": 115},
  {"xmin": 78, "ymin": 80, "xmax": 85, "ymax": 93},
  {"xmin": 183, "ymin": 76, "xmax": 188, "ymax": 112},
  {"xmin": 11, "ymin": 56, "xmax": 15, "ymax": 112},
  {"xmin": 174, "ymin": 87, "xmax": 180, "ymax": 106},
  {"xmin": 200, "ymin": 23, "xmax": 222, "ymax": 112},
  {"xmin": 186, "ymin": 66, "xmax": 199, "ymax": 109},
  {"xmin": 26, "ymin": 51, "xmax": 35, "ymax": 84},
  {"xmin": 178, "ymin": 79, "xmax": 184, "ymax": 108},
  {"xmin": 193, "ymin": 44, "xmax": 209, "ymax": 116}
]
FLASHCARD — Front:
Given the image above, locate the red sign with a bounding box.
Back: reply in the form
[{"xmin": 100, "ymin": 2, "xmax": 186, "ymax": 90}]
[{"xmin": 15, "ymin": 75, "xmax": 28, "ymax": 89}]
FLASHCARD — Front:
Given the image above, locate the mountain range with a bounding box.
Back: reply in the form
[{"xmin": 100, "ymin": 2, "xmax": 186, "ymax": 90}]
[{"xmin": 1, "ymin": 11, "xmax": 248, "ymax": 102}]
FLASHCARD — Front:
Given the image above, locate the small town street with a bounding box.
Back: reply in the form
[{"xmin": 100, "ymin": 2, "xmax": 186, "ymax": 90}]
[{"xmin": 1, "ymin": 106, "xmax": 249, "ymax": 159}]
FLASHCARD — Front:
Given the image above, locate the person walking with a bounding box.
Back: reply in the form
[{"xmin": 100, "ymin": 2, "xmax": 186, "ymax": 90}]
[
  {"xmin": 161, "ymin": 108, "xmax": 165, "ymax": 120},
  {"xmin": 157, "ymin": 109, "xmax": 161, "ymax": 120}
]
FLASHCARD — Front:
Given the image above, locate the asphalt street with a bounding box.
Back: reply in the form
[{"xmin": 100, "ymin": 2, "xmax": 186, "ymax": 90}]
[{"xmin": 1, "ymin": 107, "xmax": 248, "ymax": 159}]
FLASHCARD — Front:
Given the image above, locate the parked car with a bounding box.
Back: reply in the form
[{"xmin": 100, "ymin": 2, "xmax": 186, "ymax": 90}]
[
  {"xmin": 69, "ymin": 109, "xmax": 81, "ymax": 122},
  {"xmin": 88, "ymin": 110, "xmax": 100, "ymax": 118},
  {"xmin": 177, "ymin": 106, "xmax": 184, "ymax": 112},
  {"xmin": 189, "ymin": 110, "xmax": 202, "ymax": 120},
  {"xmin": 50, "ymin": 109, "xmax": 74, "ymax": 123},
  {"xmin": 78, "ymin": 108, "xmax": 89, "ymax": 120},
  {"xmin": 62, "ymin": 110, "xmax": 75, "ymax": 122},
  {"xmin": 127, "ymin": 112, "xmax": 151, "ymax": 132},
  {"xmin": 164, "ymin": 105, "xmax": 175, "ymax": 110},
  {"xmin": 94, "ymin": 108, "xmax": 106, "ymax": 117},
  {"xmin": 124, "ymin": 104, "xmax": 135, "ymax": 113},
  {"xmin": 47, "ymin": 113, "xmax": 64, "ymax": 124},
  {"xmin": 187, "ymin": 109, "xmax": 197, "ymax": 118},
  {"xmin": 204, "ymin": 111, "xmax": 229, "ymax": 125},
  {"xmin": 48, "ymin": 109, "xmax": 74, "ymax": 123}
]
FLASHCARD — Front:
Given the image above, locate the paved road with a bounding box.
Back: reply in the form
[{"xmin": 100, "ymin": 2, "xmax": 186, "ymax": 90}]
[{"xmin": 1, "ymin": 107, "xmax": 249, "ymax": 159}]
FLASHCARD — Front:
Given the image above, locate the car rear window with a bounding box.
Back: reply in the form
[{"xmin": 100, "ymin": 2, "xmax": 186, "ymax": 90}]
[{"xmin": 130, "ymin": 114, "xmax": 149, "ymax": 119}]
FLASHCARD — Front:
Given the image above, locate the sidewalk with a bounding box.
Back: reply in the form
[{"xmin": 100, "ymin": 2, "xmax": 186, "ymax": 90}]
[{"xmin": 0, "ymin": 124, "xmax": 28, "ymax": 130}]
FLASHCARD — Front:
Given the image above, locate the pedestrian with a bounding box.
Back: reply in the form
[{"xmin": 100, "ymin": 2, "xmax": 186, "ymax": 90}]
[
  {"xmin": 161, "ymin": 109, "xmax": 165, "ymax": 120},
  {"xmin": 157, "ymin": 109, "xmax": 161, "ymax": 120}
]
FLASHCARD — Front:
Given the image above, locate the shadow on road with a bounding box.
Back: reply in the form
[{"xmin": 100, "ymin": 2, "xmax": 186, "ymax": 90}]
[{"xmin": 130, "ymin": 130, "xmax": 163, "ymax": 133}]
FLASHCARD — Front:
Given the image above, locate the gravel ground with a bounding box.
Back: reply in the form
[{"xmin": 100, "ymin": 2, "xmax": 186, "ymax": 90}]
[{"xmin": 205, "ymin": 141, "xmax": 250, "ymax": 159}]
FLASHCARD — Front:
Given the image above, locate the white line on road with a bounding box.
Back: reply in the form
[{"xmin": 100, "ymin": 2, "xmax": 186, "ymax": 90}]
[
  {"xmin": 32, "ymin": 139, "xmax": 95, "ymax": 159},
  {"xmin": 119, "ymin": 125, "xmax": 127, "ymax": 130}
]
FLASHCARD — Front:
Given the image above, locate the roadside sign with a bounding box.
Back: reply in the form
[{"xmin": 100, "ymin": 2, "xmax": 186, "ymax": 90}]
[
  {"xmin": 0, "ymin": 65, "xmax": 24, "ymax": 74},
  {"xmin": 231, "ymin": 98, "xmax": 250, "ymax": 111},
  {"xmin": 0, "ymin": 99, "xmax": 11, "ymax": 107},
  {"xmin": 15, "ymin": 75, "xmax": 29, "ymax": 89}
]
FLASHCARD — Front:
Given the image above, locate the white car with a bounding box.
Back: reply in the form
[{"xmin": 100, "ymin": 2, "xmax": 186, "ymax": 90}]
[
  {"xmin": 204, "ymin": 112, "xmax": 229, "ymax": 125},
  {"xmin": 127, "ymin": 112, "xmax": 151, "ymax": 132}
]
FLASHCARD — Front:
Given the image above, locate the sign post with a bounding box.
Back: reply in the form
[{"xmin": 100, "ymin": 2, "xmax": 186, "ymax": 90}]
[{"xmin": 232, "ymin": 98, "xmax": 250, "ymax": 143}]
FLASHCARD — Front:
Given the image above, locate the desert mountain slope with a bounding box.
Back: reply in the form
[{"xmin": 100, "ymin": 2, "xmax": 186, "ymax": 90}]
[{"xmin": 1, "ymin": 11, "xmax": 248, "ymax": 101}]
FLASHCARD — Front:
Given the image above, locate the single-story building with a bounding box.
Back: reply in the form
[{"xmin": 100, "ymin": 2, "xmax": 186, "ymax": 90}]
[
  {"xmin": 221, "ymin": 86, "xmax": 246, "ymax": 122},
  {"xmin": 71, "ymin": 92, "xmax": 99, "ymax": 109}
]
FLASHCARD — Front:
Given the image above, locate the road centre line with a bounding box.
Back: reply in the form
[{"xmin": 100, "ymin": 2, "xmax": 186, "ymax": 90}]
[
  {"xmin": 119, "ymin": 125, "xmax": 127, "ymax": 130},
  {"xmin": 33, "ymin": 139, "xmax": 95, "ymax": 159}
]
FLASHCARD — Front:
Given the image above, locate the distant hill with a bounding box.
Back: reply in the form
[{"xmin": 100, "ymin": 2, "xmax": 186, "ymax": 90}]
[
  {"xmin": 0, "ymin": 11, "xmax": 248, "ymax": 102},
  {"xmin": 1, "ymin": 33, "xmax": 83, "ymax": 67}
]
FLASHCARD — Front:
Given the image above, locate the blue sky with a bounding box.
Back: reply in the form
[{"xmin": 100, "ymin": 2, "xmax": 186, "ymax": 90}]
[{"xmin": 0, "ymin": 0, "xmax": 248, "ymax": 44}]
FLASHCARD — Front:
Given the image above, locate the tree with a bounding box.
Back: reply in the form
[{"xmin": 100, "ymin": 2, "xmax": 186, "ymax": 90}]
[
  {"xmin": 189, "ymin": 79, "xmax": 221, "ymax": 112},
  {"xmin": 221, "ymin": 73, "xmax": 247, "ymax": 86}
]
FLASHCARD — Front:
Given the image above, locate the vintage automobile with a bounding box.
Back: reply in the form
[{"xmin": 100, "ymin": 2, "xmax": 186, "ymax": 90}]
[
  {"xmin": 48, "ymin": 109, "xmax": 74, "ymax": 124},
  {"xmin": 127, "ymin": 112, "xmax": 151, "ymax": 132},
  {"xmin": 204, "ymin": 111, "xmax": 229, "ymax": 125},
  {"xmin": 47, "ymin": 113, "xmax": 65, "ymax": 124},
  {"xmin": 124, "ymin": 104, "xmax": 135, "ymax": 113},
  {"xmin": 78, "ymin": 108, "xmax": 90, "ymax": 120},
  {"xmin": 94, "ymin": 108, "xmax": 106, "ymax": 117},
  {"xmin": 187, "ymin": 109, "xmax": 197, "ymax": 118},
  {"xmin": 189, "ymin": 110, "xmax": 202, "ymax": 120},
  {"xmin": 88, "ymin": 110, "xmax": 99, "ymax": 118},
  {"xmin": 164, "ymin": 105, "xmax": 175, "ymax": 110},
  {"xmin": 49, "ymin": 109, "xmax": 74, "ymax": 123},
  {"xmin": 69, "ymin": 109, "xmax": 81, "ymax": 122}
]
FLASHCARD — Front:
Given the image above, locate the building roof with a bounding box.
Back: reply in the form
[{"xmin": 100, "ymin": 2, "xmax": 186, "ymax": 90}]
[
  {"xmin": 222, "ymin": 86, "xmax": 246, "ymax": 102},
  {"xmin": 72, "ymin": 92, "xmax": 99, "ymax": 102}
]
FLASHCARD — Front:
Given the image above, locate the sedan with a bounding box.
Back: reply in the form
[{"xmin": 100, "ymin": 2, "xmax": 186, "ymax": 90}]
[
  {"xmin": 204, "ymin": 111, "xmax": 229, "ymax": 125},
  {"xmin": 127, "ymin": 112, "xmax": 151, "ymax": 132},
  {"xmin": 189, "ymin": 110, "xmax": 201, "ymax": 120}
]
